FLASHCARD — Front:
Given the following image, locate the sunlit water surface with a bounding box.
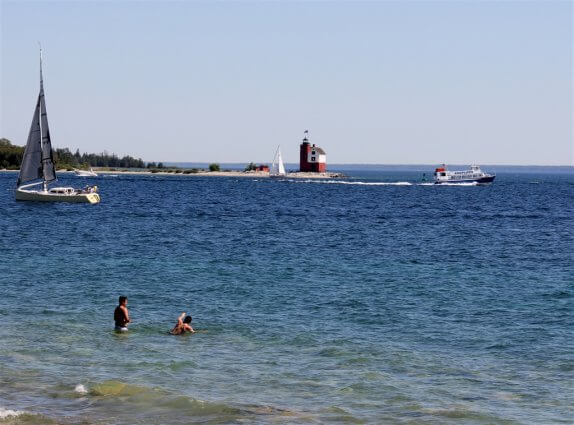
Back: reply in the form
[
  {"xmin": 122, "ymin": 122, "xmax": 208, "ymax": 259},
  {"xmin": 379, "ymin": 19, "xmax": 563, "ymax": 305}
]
[{"xmin": 0, "ymin": 168, "xmax": 572, "ymax": 424}]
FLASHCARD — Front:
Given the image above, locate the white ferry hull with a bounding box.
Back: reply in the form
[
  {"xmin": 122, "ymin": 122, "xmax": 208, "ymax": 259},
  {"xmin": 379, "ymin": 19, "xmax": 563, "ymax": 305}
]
[
  {"xmin": 434, "ymin": 165, "xmax": 495, "ymax": 185},
  {"xmin": 15, "ymin": 188, "xmax": 100, "ymax": 204},
  {"xmin": 435, "ymin": 175, "xmax": 495, "ymax": 185}
]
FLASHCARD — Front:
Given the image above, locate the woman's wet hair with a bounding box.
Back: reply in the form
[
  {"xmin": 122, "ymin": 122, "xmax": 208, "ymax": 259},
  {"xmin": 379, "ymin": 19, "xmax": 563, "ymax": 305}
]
[{"xmin": 184, "ymin": 316, "xmax": 192, "ymax": 324}]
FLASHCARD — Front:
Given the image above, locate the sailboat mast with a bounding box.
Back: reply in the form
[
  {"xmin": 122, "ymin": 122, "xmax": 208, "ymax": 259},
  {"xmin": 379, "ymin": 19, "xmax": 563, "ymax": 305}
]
[{"xmin": 38, "ymin": 46, "xmax": 47, "ymax": 192}]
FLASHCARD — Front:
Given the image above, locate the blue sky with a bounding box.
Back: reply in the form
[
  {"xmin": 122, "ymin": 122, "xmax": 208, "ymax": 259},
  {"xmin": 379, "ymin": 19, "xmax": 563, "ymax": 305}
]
[{"xmin": 1, "ymin": 0, "xmax": 572, "ymax": 165}]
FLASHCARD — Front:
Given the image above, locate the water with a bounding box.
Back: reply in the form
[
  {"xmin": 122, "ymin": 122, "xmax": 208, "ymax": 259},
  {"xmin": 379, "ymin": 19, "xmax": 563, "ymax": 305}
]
[{"xmin": 0, "ymin": 168, "xmax": 572, "ymax": 424}]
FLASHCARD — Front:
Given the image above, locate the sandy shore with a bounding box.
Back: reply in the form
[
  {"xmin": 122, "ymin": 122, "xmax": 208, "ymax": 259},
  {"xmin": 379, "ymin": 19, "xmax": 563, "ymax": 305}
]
[
  {"xmin": 96, "ymin": 170, "xmax": 345, "ymax": 179},
  {"xmin": 1, "ymin": 169, "xmax": 345, "ymax": 179}
]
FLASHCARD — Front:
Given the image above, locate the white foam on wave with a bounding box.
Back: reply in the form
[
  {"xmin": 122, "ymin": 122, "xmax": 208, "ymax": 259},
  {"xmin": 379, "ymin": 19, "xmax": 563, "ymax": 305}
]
[
  {"xmin": 0, "ymin": 407, "xmax": 26, "ymax": 418},
  {"xmin": 75, "ymin": 384, "xmax": 88, "ymax": 395}
]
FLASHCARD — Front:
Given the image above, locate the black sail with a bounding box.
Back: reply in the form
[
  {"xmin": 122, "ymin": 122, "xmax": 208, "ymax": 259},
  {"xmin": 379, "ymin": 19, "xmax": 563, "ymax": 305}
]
[
  {"xmin": 39, "ymin": 79, "xmax": 56, "ymax": 183},
  {"xmin": 17, "ymin": 54, "xmax": 56, "ymax": 187},
  {"xmin": 17, "ymin": 95, "xmax": 43, "ymax": 186}
]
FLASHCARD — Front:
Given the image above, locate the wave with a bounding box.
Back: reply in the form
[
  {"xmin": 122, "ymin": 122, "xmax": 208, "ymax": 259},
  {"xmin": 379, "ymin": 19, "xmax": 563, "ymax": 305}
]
[
  {"xmin": 0, "ymin": 407, "xmax": 64, "ymax": 424},
  {"xmin": 90, "ymin": 380, "xmax": 154, "ymax": 397},
  {"xmin": 0, "ymin": 408, "xmax": 56, "ymax": 425},
  {"xmin": 85, "ymin": 380, "xmax": 304, "ymax": 420},
  {"xmin": 420, "ymin": 406, "xmax": 503, "ymax": 421},
  {"xmin": 0, "ymin": 408, "xmax": 25, "ymax": 419},
  {"xmin": 74, "ymin": 384, "xmax": 88, "ymax": 395}
]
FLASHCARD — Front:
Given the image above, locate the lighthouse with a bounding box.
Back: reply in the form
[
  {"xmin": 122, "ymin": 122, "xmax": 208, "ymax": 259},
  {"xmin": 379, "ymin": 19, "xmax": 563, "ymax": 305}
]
[{"xmin": 299, "ymin": 130, "xmax": 327, "ymax": 173}]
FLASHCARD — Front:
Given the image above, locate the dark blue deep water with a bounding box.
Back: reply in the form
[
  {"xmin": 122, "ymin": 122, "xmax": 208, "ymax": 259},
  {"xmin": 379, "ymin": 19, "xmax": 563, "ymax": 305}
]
[{"xmin": 0, "ymin": 168, "xmax": 572, "ymax": 424}]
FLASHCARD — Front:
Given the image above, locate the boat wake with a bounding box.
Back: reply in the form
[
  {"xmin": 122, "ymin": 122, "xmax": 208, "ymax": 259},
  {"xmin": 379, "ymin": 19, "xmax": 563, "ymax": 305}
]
[
  {"xmin": 433, "ymin": 182, "xmax": 479, "ymax": 186},
  {"xmin": 289, "ymin": 179, "xmax": 413, "ymax": 186},
  {"xmin": 288, "ymin": 180, "xmax": 479, "ymax": 187}
]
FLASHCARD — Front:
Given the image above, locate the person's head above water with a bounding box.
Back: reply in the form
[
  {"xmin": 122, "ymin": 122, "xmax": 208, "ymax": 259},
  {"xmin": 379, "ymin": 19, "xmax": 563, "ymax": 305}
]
[
  {"xmin": 118, "ymin": 295, "xmax": 128, "ymax": 306},
  {"xmin": 184, "ymin": 316, "xmax": 192, "ymax": 324}
]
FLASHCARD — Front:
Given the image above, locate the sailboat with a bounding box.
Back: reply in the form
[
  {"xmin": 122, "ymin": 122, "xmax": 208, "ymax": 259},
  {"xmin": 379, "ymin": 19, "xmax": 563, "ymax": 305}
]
[
  {"xmin": 15, "ymin": 48, "xmax": 100, "ymax": 204},
  {"xmin": 74, "ymin": 167, "xmax": 98, "ymax": 177},
  {"xmin": 269, "ymin": 145, "xmax": 286, "ymax": 178}
]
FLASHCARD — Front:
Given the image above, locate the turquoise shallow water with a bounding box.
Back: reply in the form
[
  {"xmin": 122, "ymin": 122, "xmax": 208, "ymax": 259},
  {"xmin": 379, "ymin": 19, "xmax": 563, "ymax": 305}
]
[{"xmin": 0, "ymin": 168, "xmax": 573, "ymax": 424}]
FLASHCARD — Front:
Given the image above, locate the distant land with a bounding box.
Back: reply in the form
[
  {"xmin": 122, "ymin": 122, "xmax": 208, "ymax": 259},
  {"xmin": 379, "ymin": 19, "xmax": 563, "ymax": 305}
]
[
  {"xmin": 166, "ymin": 162, "xmax": 574, "ymax": 174},
  {"xmin": 3, "ymin": 138, "xmax": 572, "ymax": 175},
  {"xmin": 0, "ymin": 138, "xmax": 145, "ymax": 170}
]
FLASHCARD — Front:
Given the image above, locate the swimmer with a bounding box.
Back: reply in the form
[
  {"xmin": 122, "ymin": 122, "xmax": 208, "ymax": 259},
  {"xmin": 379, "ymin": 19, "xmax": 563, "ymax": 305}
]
[
  {"xmin": 114, "ymin": 295, "xmax": 130, "ymax": 331},
  {"xmin": 170, "ymin": 312, "xmax": 195, "ymax": 335}
]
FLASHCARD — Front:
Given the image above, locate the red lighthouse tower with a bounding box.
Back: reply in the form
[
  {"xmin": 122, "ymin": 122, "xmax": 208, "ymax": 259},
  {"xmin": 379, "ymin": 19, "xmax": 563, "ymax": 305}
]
[{"xmin": 299, "ymin": 130, "xmax": 327, "ymax": 173}]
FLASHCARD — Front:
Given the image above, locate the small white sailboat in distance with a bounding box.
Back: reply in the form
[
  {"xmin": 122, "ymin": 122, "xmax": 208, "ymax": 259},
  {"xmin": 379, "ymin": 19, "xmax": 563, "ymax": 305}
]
[
  {"xmin": 270, "ymin": 145, "xmax": 286, "ymax": 178},
  {"xmin": 74, "ymin": 168, "xmax": 98, "ymax": 177},
  {"xmin": 15, "ymin": 47, "xmax": 100, "ymax": 204}
]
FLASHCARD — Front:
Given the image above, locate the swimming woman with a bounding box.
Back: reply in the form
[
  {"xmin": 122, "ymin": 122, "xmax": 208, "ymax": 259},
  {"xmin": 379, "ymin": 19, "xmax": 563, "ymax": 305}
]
[{"xmin": 170, "ymin": 312, "xmax": 195, "ymax": 335}]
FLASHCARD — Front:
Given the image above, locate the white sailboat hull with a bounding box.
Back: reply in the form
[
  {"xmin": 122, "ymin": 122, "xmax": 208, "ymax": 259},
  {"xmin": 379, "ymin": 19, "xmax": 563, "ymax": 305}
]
[{"xmin": 15, "ymin": 188, "xmax": 100, "ymax": 204}]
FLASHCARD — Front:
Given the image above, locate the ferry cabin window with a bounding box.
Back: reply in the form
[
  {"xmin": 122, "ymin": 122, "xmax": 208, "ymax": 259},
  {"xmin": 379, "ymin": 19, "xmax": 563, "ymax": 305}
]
[
  {"xmin": 312, "ymin": 151, "xmax": 316, "ymax": 155},
  {"xmin": 441, "ymin": 172, "xmax": 446, "ymax": 176},
  {"xmin": 311, "ymin": 156, "xmax": 316, "ymax": 161}
]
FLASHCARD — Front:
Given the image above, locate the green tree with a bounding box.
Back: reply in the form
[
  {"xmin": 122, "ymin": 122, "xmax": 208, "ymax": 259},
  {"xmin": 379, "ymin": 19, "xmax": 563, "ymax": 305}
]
[
  {"xmin": 244, "ymin": 162, "xmax": 257, "ymax": 171},
  {"xmin": 0, "ymin": 138, "xmax": 147, "ymax": 169},
  {"xmin": 0, "ymin": 138, "xmax": 24, "ymax": 169},
  {"xmin": 209, "ymin": 163, "xmax": 220, "ymax": 172}
]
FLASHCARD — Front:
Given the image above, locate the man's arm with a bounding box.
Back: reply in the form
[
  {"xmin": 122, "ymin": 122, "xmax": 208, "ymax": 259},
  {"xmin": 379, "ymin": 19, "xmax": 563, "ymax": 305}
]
[
  {"xmin": 121, "ymin": 306, "xmax": 131, "ymax": 323},
  {"xmin": 178, "ymin": 312, "xmax": 186, "ymax": 326}
]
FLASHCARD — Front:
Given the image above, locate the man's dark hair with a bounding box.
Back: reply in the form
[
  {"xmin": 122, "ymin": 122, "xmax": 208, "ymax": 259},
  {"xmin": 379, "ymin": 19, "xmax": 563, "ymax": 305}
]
[
  {"xmin": 184, "ymin": 316, "xmax": 192, "ymax": 324},
  {"xmin": 119, "ymin": 295, "xmax": 128, "ymax": 304}
]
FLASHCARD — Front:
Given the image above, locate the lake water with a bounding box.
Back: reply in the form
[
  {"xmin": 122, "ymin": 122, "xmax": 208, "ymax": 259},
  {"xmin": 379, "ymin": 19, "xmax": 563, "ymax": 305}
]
[{"xmin": 0, "ymin": 167, "xmax": 572, "ymax": 424}]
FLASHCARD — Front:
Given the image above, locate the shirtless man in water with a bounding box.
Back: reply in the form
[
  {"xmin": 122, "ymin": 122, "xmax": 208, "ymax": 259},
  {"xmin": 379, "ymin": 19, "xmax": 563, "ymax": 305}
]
[
  {"xmin": 170, "ymin": 312, "xmax": 195, "ymax": 335},
  {"xmin": 114, "ymin": 296, "xmax": 130, "ymax": 331}
]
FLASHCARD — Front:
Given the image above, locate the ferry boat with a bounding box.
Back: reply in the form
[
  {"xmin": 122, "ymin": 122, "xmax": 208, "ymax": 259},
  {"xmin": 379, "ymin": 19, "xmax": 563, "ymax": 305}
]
[{"xmin": 434, "ymin": 164, "xmax": 495, "ymax": 184}]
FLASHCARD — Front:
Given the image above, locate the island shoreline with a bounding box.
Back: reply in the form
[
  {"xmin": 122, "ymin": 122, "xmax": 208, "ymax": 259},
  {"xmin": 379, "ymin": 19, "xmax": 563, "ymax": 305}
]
[{"xmin": 1, "ymin": 168, "xmax": 346, "ymax": 179}]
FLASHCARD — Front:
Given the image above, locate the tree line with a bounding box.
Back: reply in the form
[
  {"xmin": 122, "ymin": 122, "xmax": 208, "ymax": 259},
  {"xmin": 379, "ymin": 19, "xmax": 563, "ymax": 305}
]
[{"xmin": 0, "ymin": 138, "xmax": 145, "ymax": 170}]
